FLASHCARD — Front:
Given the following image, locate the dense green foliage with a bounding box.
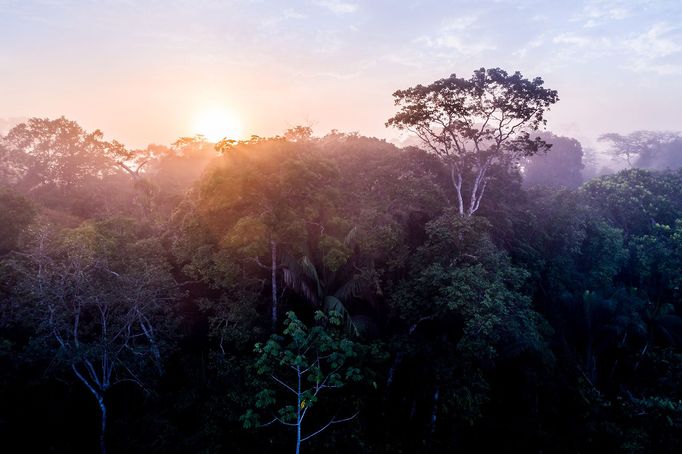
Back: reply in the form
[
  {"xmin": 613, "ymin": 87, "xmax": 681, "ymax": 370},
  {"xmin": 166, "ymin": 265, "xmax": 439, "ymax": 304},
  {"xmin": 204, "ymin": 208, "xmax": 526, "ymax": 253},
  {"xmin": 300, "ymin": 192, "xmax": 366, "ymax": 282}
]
[{"xmin": 1, "ymin": 114, "xmax": 681, "ymax": 453}]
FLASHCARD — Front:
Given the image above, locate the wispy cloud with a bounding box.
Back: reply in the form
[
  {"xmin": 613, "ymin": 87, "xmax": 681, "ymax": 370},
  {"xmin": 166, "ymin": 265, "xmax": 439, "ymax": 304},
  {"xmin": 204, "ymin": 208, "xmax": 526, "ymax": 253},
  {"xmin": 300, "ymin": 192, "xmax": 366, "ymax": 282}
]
[
  {"xmin": 314, "ymin": 0, "xmax": 358, "ymax": 15},
  {"xmin": 513, "ymin": 37, "xmax": 544, "ymax": 59},
  {"xmin": 416, "ymin": 34, "xmax": 496, "ymax": 56},
  {"xmin": 624, "ymin": 22, "xmax": 682, "ymax": 74},
  {"xmin": 580, "ymin": 0, "xmax": 633, "ymax": 27},
  {"xmin": 380, "ymin": 52, "xmax": 425, "ymax": 69},
  {"xmin": 531, "ymin": 32, "xmax": 615, "ymax": 72},
  {"xmin": 553, "ymin": 33, "xmax": 593, "ymax": 47},
  {"xmin": 441, "ymin": 15, "xmax": 478, "ymax": 31},
  {"xmin": 415, "ymin": 14, "xmax": 495, "ymax": 57},
  {"xmin": 537, "ymin": 19, "xmax": 682, "ymax": 76},
  {"xmin": 260, "ymin": 8, "xmax": 307, "ymax": 28}
]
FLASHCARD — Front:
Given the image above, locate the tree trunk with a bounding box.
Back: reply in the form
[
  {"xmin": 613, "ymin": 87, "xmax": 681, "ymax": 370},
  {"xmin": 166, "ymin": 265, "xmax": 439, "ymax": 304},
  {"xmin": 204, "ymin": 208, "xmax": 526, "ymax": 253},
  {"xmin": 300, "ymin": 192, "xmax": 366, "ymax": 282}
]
[
  {"xmin": 430, "ymin": 383, "xmax": 439, "ymax": 434},
  {"xmin": 296, "ymin": 422, "xmax": 301, "ymax": 454},
  {"xmin": 271, "ymin": 240, "xmax": 278, "ymax": 330},
  {"xmin": 71, "ymin": 365, "xmax": 108, "ymax": 454},
  {"xmin": 450, "ymin": 165, "xmax": 464, "ymax": 216},
  {"xmin": 467, "ymin": 162, "xmax": 489, "ymax": 216},
  {"xmin": 98, "ymin": 397, "xmax": 107, "ymax": 454},
  {"xmin": 296, "ymin": 365, "xmax": 302, "ymax": 454},
  {"xmin": 385, "ymin": 351, "xmax": 404, "ymax": 389}
]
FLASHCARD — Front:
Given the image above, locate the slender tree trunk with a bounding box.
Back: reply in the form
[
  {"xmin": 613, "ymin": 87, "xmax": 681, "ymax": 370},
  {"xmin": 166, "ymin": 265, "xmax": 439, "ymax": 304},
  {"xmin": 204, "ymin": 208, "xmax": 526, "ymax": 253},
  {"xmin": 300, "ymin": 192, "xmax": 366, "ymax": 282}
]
[
  {"xmin": 467, "ymin": 163, "xmax": 489, "ymax": 216},
  {"xmin": 430, "ymin": 383, "xmax": 439, "ymax": 434},
  {"xmin": 296, "ymin": 365, "xmax": 302, "ymax": 454},
  {"xmin": 296, "ymin": 423, "xmax": 301, "ymax": 454},
  {"xmin": 385, "ymin": 351, "xmax": 404, "ymax": 389},
  {"xmin": 586, "ymin": 341, "xmax": 596, "ymax": 383},
  {"xmin": 98, "ymin": 398, "xmax": 107, "ymax": 454},
  {"xmin": 271, "ymin": 240, "xmax": 278, "ymax": 330},
  {"xmin": 71, "ymin": 365, "xmax": 108, "ymax": 454},
  {"xmin": 450, "ymin": 165, "xmax": 464, "ymax": 216}
]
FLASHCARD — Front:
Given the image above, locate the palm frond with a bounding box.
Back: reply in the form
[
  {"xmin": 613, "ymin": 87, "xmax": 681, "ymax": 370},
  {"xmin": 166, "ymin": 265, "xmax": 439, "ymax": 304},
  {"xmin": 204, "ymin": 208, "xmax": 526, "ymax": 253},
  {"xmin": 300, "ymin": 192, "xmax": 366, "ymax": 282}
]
[
  {"xmin": 300, "ymin": 255, "xmax": 322, "ymax": 296},
  {"xmin": 281, "ymin": 254, "xmax": 323, "ymax": 305},
  {"xmin": 344, "ymin": 225, "xmax": 358, "ymax": 247},
  {"xmin": 333, "ymin": 275, "xmax": 363, "ymax": 302},
  {"xmin": 324, "ymin": 295, "xmax": 360, "ymax": 336},
  {"xmin": 282, "ymin": 267, "xmax": 319, "ymax": 305}
]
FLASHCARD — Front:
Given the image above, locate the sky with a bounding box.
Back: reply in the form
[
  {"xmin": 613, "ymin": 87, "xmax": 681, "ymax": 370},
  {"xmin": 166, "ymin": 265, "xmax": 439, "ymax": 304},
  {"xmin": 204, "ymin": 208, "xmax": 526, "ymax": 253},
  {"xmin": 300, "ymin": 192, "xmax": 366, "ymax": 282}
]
[{"xmin": 1, "ymin": 0, "xmax": 681, "ymax": 149}]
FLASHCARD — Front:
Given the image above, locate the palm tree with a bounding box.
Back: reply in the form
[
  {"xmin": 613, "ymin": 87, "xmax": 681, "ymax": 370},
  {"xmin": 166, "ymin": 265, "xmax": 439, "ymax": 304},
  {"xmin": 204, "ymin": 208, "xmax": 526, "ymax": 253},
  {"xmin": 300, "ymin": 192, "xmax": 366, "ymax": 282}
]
[{"xmin": 282, "ymin": 226, "xmax": 375, "ymax": 336}]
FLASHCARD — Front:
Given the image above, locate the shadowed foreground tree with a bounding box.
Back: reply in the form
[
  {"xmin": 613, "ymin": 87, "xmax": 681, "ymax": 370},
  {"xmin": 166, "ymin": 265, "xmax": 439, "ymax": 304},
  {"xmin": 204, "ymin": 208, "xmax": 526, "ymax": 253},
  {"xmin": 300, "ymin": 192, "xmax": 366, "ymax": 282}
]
[
  {"xmin": 387, "ymin": 67, "xmax": 558, "ymax": 216},
  {"xmin": 242, "ymin": 311, "xmax": 362, "ymax": 454},
  {"xmin": 9, "ymin": 219, "xmax": 177, "ymax": 454}
]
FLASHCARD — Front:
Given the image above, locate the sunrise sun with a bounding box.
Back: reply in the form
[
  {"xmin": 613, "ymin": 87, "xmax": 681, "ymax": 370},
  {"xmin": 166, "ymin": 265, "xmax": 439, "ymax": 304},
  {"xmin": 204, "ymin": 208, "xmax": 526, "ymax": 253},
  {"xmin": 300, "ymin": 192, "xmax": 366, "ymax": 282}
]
[{"xmin": 192, "ymin": 108, "xmax": 243, "ymax": 142}]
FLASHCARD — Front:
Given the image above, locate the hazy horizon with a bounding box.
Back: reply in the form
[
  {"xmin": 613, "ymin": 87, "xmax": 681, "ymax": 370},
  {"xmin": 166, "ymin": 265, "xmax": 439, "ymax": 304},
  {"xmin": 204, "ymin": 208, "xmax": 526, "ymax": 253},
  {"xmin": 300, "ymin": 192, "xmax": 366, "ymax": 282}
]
[{"xmin": 2, "ymin": 0, "xmax": 681, "ymax": 149}]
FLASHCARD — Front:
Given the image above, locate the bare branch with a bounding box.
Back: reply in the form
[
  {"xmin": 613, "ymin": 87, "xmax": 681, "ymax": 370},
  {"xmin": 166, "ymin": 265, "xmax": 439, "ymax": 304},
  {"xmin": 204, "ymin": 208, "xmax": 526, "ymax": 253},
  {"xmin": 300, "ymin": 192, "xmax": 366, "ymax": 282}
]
[{"xmin": 300, "ymin": 412, "xmax": 359, "ymax": 442}]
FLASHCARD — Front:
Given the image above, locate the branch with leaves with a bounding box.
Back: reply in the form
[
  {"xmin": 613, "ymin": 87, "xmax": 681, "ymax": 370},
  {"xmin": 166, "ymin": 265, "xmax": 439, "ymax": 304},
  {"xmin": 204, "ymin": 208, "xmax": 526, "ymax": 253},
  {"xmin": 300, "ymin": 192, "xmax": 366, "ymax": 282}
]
[{"xmin": 242, "ymin": 311, "xmax": 362, "ymax": 453}]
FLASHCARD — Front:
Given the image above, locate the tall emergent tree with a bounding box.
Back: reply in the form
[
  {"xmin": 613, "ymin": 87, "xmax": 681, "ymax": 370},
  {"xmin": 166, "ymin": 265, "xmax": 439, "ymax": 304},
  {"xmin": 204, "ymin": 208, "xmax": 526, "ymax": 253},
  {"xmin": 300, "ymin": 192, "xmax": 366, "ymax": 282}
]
[{"xmin": 387, "ymin": 67, "xmax": 558, "ymax": 216}]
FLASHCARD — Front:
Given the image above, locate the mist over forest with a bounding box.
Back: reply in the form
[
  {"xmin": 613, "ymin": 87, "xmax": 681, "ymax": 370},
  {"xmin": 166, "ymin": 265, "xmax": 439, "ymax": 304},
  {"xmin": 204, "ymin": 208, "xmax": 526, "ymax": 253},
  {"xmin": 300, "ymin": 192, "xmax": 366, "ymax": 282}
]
[{"xmin": 1, "ymin": 63, "xmax": 682, "ymax": 454}]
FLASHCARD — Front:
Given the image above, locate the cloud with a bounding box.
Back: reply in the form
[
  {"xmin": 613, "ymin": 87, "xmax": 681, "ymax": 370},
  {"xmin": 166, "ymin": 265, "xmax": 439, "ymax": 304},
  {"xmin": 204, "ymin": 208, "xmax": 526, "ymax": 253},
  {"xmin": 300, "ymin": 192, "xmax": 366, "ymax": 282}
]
[
  {"xmin": 624, "ymin": 23, "xmax": 682, "ymax": 74},
  {"xmin": 580, "ymin": 0, "xmax": 632, "ymax": 27},
  {"xmin": 260, "ymin": 8, "xmax": 307, "ymax": 28},
  {"xmin": 441, "ymin": 15, "xmax": 478, "ymax": 31},
  {"xmin": 626, "ymin": 23, "xmax": 681, "ymax": 58},
  {"xmin": 314, "ymin": 0, "xmax": 358, "ymax": 15},
  {"xmin": 417, "ymin": 34, "xmax": 496, "ymax": 56},
  {"xmin": 415, "ymin": 14, "xmax": 495, "ymax": 57},
  {"xmin": 282, "ymin": 9, "xmax": 307, "ymax": 20},
  {"xmin": 542, "ymin": 21, "xmax": 682, "ymax": 76},
  {"xmin": 552, "ymin": 33, "xmax": 592, "ymax": 47},
  {"xmin": 513, "ymin": 37, "xmax": 545, "ymax": 59},
  {"xmin": 380, "ymin": 52, "xmax": 425, "ymax": 69},
  {"xmin": 534, "ymin": 32, "xmax": 615, "ymax": 72}
]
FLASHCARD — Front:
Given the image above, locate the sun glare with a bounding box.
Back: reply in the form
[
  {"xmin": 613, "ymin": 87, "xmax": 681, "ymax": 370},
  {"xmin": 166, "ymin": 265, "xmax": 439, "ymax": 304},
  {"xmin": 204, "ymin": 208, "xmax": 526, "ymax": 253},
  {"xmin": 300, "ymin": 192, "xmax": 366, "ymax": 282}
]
[{"xmin": 192, "ymin": 108, "xmax": 243, "ymax": 143}]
